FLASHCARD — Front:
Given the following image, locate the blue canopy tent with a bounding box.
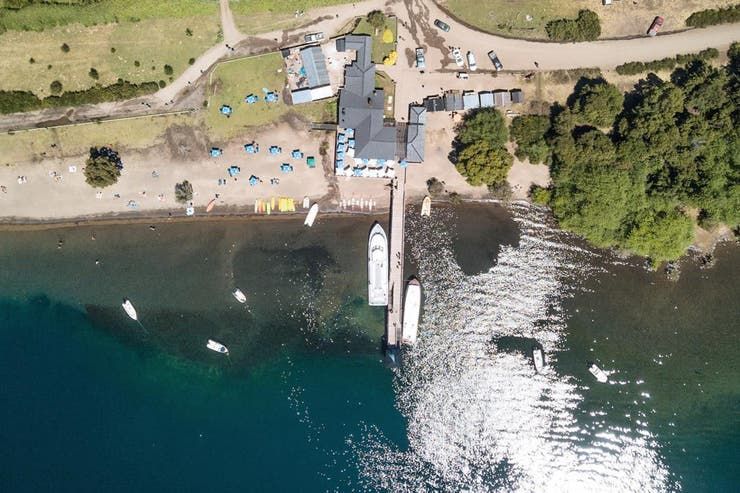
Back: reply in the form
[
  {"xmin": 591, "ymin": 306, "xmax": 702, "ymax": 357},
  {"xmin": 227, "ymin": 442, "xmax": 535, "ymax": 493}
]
[
  {"xmin": 210, "ymin": 147, "xmax": 222, "ymax": 158},
  {"xmin": 347, "ymin": 138, "xmax": 355, "ymax": 148},
  {"xmin": 248, "ymin": 175, "xmax": 260, "ymax": 186},
  {"xmin": 244, "ymin": 143, "xmax": 259, "ymax": 154},
  {"xmin": 280, "ymin": 163, "xmax": 294, "ymax": 173},
  {"xmin": 244, "ymin": 94, "xmax": 258, "ymax": 104},
  {"xmin": 227, "ymin": 166, "xmax": 241, "ymax": 177},
  {"xmin": 337, "ymin": 133, "xmax": 346, "ymax": 144},
  {"xmin": 345, "ymin": 128, "xmax": 355, "ymax": 138},
  {"xmin": 268, "ymin": 146, "xmax": 282, "ymax": 155},
  {"xmin": 219, "ymin": 105, "xmax": 232, "ymax": 116},
  {"xmin": 291, "ymin": 149, "xmax": 303, "ymax": 159}
]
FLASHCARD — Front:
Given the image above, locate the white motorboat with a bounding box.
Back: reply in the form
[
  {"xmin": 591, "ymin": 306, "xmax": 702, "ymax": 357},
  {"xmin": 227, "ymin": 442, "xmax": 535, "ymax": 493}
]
[
  {"xmin": 232, "ymin": 288, "xmax": 247, "ymax": 303},
  {"xmin": 421, "ymin": 196, "xmax": 431, "ymax": 217},
  {"xmin": 206, "ymin": 339, "xmax": 229, "ymax": 354},
  {"xmin": 367, "ymin": 223, "xmax": 389, "ymax": 306},
  {"xmin": 532, "ymin": 345, "xmax": 545, "ymax": 373},
  {"xmin": 402, "ymin": 278, "xmax": 422, "ymax": 345},
  {"xmin": 121, "ymin": 298, "xmax": 138, "ymax": 321},
  {"xmin": 588, "ymin": 362, "xmax": 608, "ymax": 383},
  {"xmin": 304, "ymin": 203, "xmax": 319, "ymax": 227}
]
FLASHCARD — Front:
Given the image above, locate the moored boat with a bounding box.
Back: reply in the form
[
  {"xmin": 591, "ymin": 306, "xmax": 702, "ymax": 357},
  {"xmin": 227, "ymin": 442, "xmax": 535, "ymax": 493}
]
[
  {"xmin": 232, "ymin": 288, "xmax": 247, "ymax": 303},
  {"xmin": 588, "ymin": 362, "xmax": 608, "ymax": 383},
  {"xmin": 121, "ymin": 298, "xmax": 138, "ymax": 321},
  {"xmin": 206, "ymin": 198, "xmax": 216, "ymax": 212},
  {"xmin": 402, "ymin": 277, "xmax": 422, "ymax": 345},
  {"xmin": 304, "ymin": 203, "xmax": 319, "ymax": 227},
  {"xmin": 206, "ymin": 339, "xmax": 229, "ymax": 354},
  {"xmin": 421, "ymin": 196, "xmax": 431, "ymax": 217},
  {"xmin": 302, "ymin": 196, "xmax": 310, "ymax": 209},
  {"xmin": 367, "ymin": 223, "xmax": 389, "ymax": 306},
  {"xmin": 532, "ymin": 344, "xmax": 545, "ymax": 373}
]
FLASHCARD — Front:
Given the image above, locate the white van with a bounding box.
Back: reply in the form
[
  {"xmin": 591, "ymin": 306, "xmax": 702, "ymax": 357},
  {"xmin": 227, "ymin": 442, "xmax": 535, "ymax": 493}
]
[{"xmin": 466, "ymin": 51, "xmax": 477, "ymax": 71}]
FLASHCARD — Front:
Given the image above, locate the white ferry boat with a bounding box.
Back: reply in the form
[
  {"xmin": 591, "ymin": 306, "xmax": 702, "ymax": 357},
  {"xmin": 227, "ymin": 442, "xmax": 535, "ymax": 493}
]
[
  {"xmin": 206, "ymin": 339, "xmax": 229, "ymax": 354},
  {"xmin": 367, "ymin": 223, "xmax": 389, "ymax": 306},
  {"xmin": 402, "ymin": 278, "xmax": 422, "ymax": 345},
  {"xmin": 304, "ymin": 203, "xmax": 319, "ymax": 227},
  {"xmin": 532, "ymin": 344, "xmax": 545, "ymax": 373},
  {"xmin": 421, "ymin": 196, "xmax": 431, "ymax": 217},
  {"xmin": 232, "ymin": 288, "xmax": 247, "ymax": 303},
  {"xmin": 121, "ymin": 298, "xmax": 138, "ymax": 321},
  {"xmin": 588, "ymin": 362, "xmax": 608, "ymax": 383}
]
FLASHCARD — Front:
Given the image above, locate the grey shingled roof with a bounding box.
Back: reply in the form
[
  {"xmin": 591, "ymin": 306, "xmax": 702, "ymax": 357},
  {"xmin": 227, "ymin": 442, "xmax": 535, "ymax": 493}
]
[
  {"xmin": 300, "ymin": 46, "xmax": 330, "ymax": 88},
  {"xmin": 405, "ymin": 105, "xmax": 426, "ymax": 163},
  {"xmin": 337, "ymin": 35, "xmax": 396, "ymax": 160}
]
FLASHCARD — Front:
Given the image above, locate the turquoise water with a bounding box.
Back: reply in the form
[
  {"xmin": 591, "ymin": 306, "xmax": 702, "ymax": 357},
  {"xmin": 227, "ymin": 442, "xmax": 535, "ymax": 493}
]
[{"xmin": 0, "ymin": 207, "xmax": 738, "ymax": 491}]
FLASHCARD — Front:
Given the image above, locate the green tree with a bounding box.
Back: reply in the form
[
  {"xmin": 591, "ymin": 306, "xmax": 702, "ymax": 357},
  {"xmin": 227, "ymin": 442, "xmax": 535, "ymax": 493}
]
[
  {"xmin": 571, "ymin": 80, "xmax": 624, "ymax": 128},
  {"xmin": 546, "ymin": 10, "xmax": 601, "ymax": 42},
  {"xmin": 456, "ymin": 108, "xmax": 508, "ymax": 148},
  {"xmin": 510, "ymin": 115, "xmax": 551, "ymax": 163},
  {"xmin": 175, "ymin": 180, "xmax": 194, "ymax": 203},
  {"xmin": 60, "ymin": 43, "xmax": 70, "ymax": 53},
  {"xmin": 426, "ymin": 177, "xmax": 445, "ymax": 197},
  {"xmin": 88, "ymin": 67, "xmax": 99, "ymax": 80},
  {"xmin": 367, "ymin": 10, "xmax": 385, "ymax": 30},
  {"xmin": 626, "ymin": 207, "xmax": 694, "ymax": 264},
  {"xmin": 84, "ymin": 155, "xmax": 121, "ymax": 188},
  {"xmin": 49, "ymin": 80, "xmax": 63, "ymax": 95},
  {"xmin": 163, "ymin": 64, "xmax": 174, "ymax": 75},
  {"xmin": 455, "ymin": 140, "xmax": 513, "ymax": 187}
]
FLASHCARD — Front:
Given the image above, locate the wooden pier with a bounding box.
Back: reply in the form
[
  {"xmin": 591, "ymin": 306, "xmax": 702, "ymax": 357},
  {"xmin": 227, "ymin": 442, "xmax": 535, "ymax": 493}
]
[{"xmin": 386, "ymin": 169, "xmax": 406, "ymax": 349}]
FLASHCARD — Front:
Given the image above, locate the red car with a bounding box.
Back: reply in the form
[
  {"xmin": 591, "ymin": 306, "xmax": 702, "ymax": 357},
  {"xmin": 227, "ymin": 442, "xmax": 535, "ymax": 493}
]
[{"xmin": 647, "ymin": 16, "xmax": 664, "ymax": 36}]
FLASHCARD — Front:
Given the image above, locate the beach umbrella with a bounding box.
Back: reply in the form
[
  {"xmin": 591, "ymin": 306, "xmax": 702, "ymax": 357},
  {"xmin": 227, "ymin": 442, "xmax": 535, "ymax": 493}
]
[
  {"xmin": 210, "ymin": 147, "xmax": 222, "ymax": 158},
  {"xmin": 219, "ymin": 105, "xmax": 232, "ymax": 116},
  {"xmin": 244, "ymin": 94, "xmax": 258, "ymax": 104},
  {"xmin": 291, "ymin": 149, "xmax": 303, "ymax": 159}
]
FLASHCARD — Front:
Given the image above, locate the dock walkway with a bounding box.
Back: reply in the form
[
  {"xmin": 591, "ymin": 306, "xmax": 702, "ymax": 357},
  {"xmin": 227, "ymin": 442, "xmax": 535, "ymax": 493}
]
[{"xmin": 386, "ymin": 169, "xmax": 406, "ymax": 348}]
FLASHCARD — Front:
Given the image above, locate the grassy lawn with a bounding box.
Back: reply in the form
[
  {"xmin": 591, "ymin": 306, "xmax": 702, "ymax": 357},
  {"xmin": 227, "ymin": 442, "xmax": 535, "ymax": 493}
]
[
  {"xmin": 0, "ymin": 0, "xmax": 218, "ymax": 31},
  {"xmin": 0, "ymin": 18, "xmax": 220, "ymax": 96},
  {"xmin": 0, "ymin": 113, "xmax": 196, "ymax": 164},
  {"xmin": 206, "ymin": 52, "xmax": 336, "ymax": 140},
  {"xmin": 229, "ymin": 0, "xmax": 354, "ymax": 34},
  {"xmin": 352, "ymin": 16, "xmax": 397, "ymax": 64},
  {"xmin": 375, "ymin": 71, "xmax": 395, "ymax": 119}
]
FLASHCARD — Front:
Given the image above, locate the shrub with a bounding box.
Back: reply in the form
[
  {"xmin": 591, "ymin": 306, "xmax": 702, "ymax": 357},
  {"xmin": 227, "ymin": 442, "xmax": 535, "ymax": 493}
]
[
  {"xmin": 367, "ymin": 10, "xmax": 385, "ymax": 29},
  {"xmin": 455, "ymin": 140, "xmax": 513, "ymax": 187},
  {"xmin": 615, "ymin": 48, "xmax": 719, "ymax": 75},
  {"xmin": 174, "ymin": 180, "xmax": 194, "ymax": 203},
  {"xmin": 134, "ymin": 60, "xmax": 140, "ymax": 67},
  {"xmin": 60, "ymin": 43, "xmax": 70, "ymax": 53},
  {"xmin": 163, "ymin": 64, "xmax": 174, "ymax": 75},
  {"xmin": 188, "ymin": 57, "xmax": 196, "ymax": 65},
  {"xmin": 546, "ymin": 10, "xmax": 601, "ymax": 42},
  {"xmin": 28, "ymin": 57, "xmax": 35, "ymax": 64},
  {"xmin": 685, "ymin": 4, "xmax": 740, "ymax": 28},
  {"xmin": 426, "ymin": 177, "xmax": 445, "ymax": 197},
  {"xmin": 529, "ymin": 185, "xmax": 552, "ymax": 205},
  {"xmin": 50, "ymin": 80, "xmax": 63, "ymax": 95},
  {"xmin": 158, "ymin": 80, "xmax": 166, "ymax": 88},
  {"xmin": 88, "ymin": 68, "xmax": 99, "ymax": 80},
  {"xmin": 110, "ymin": 47, "xmax": 116, "ymax": 53},
  {"xmin": 510, "ymin": 115, "xmax": 551, "ymax": 164},
  {"xmin": 185, "ymin": 28, "xmax": 193, "ymax": 36}
]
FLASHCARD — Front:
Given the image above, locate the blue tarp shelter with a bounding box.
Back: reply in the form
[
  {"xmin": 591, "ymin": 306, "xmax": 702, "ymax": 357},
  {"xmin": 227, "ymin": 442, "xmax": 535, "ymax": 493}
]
[{"xmin": 210, "ymin": 147, "xmax": 222, "ymax": 158}]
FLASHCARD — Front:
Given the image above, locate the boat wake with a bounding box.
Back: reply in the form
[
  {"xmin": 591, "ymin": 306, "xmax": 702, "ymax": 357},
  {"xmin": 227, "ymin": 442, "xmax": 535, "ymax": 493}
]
[{"xmin": 354, "ymin": 203, "xmax": 672, "ymax": 492}]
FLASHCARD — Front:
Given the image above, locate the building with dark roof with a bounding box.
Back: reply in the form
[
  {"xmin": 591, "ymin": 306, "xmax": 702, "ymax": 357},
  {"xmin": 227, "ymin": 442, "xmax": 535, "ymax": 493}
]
[
  {"xmin": 336, "ymin": 35, "xmax": 397, "ymax": 161},
  {"xmin": 300, "ymin": 46, "xmax": 330, "ymax": 87},
  {"xmin": 510, "ymin": 89, "xmax": 524, "ymax": 103},
  {"xmin": 493, "ymin": 90, "xmax": 511, "ymax": 107},
  {"xmin": 405, "ymin": 105, "xmax": 426, "ymax": 163},
  {"xmin": 287, "ymin": 44, "xmax": 333, "ymax": 105}
]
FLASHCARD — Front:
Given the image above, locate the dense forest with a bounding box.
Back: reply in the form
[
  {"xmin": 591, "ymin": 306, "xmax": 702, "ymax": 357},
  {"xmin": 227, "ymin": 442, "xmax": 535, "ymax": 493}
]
[{"xmin": 509, "ymin": 45, "xmax": 739, "ymax": 265}]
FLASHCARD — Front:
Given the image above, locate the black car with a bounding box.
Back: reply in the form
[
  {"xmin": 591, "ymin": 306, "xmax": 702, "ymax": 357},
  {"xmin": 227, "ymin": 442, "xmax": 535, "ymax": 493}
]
[
  {"xmin": 434, "ymin": 19, "xmax": 451, "ymax": 32},
  {"xmin": 487, "ymin": 51, "xmax": 504, "ymax": 71}
]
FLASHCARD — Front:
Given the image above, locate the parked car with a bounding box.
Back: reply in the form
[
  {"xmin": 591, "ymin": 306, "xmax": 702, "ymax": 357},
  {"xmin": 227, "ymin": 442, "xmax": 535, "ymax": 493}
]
[
  {"xmin": 451, "ymin": 47, "xmax": 464, "ymax": 67},
  {"xmin": 466, "ymin": 51, "xmax": 477, "ymax": 71},
  {"xmin": 434, "ymin": 19, "xmax": 451, "ymax": 32},
  {"xmin": 647, "ymin": 16, "xmax": 664, "ymax": 36},
  {"xmin": 487, "ymin": 51, "xmax": 504, "ymax": 71},
  {"xmin": 456, "ymin": 71, "xmax": 469, "ymax": 80},
  {"xmin": 415, "ymin": 47, "xmax": 426, "ymax": 70},
  {"xmin": 304, "ymin": 32, "xmax": 325, "ymax": 43}
]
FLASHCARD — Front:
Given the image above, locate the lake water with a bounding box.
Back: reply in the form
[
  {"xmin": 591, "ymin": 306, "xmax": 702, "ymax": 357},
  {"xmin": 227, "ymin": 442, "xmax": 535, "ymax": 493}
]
[{"xmin": 0, "ymin": 204, "xmax": 737, "ymax": 492}]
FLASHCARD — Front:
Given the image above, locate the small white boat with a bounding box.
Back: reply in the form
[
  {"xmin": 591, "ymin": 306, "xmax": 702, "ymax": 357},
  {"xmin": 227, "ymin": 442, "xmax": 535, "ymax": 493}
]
[
  {"xmin": 402, "ymin": 278, "xmax": 422, "ymax": 345},
  {"xmin": 232, "ymin": 288, "xmax": 247, "ymax": 303},
  {"xmin": 121, "ymin": 298, "xmax": 138, "ymax": 321},
  {"xmin": 588, "ymin": 362, "xmax": 608, "ymax": 383},
  {"xmin": 206, "ymin": 339, "xmax": 229, "ymax": 354},
  {"xmin": 532, "ymin": 345, "xmax": 545, "ymax": 373},
  {"xmin": 304, "ymin": 203, "xmax": 319, "ymax": 227},
  {"xmin": 421, "ymin": 196, "xmax": 431, "ymax": 217},
  {"xmin": 368, "ymin": 223, "xmax": 389, "ymax": 306}
]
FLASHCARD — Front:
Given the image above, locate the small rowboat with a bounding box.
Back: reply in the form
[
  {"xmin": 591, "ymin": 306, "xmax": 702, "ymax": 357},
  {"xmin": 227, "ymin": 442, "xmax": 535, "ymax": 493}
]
[
  {"xmin": 121, "ymin": 298, "xmax": 138, "ymax": 321},
  {"xmin": 232, "ymin": 288, "xmax": 247, "ymax": 303},
  {"xmin": 304, "ymin": 203, "xmax": 319, "ymax": 227},
  {"xmin": 588, "ymin": 362, "xmax": 608, "ymax": 383},
  {"xmin": 421, "ymin": 196, "xmax": 431, "ymax": 217},
  {"xmin": 532, "ymin": 344, "xmax": 545, "ymax": 373},
  {"xmin": 206, "ymin": 339, "xmax": 229, "ymax": 354},
  {"xmin": 206, "ymin": 198, "xmax": 216, "ymax": 213}
]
